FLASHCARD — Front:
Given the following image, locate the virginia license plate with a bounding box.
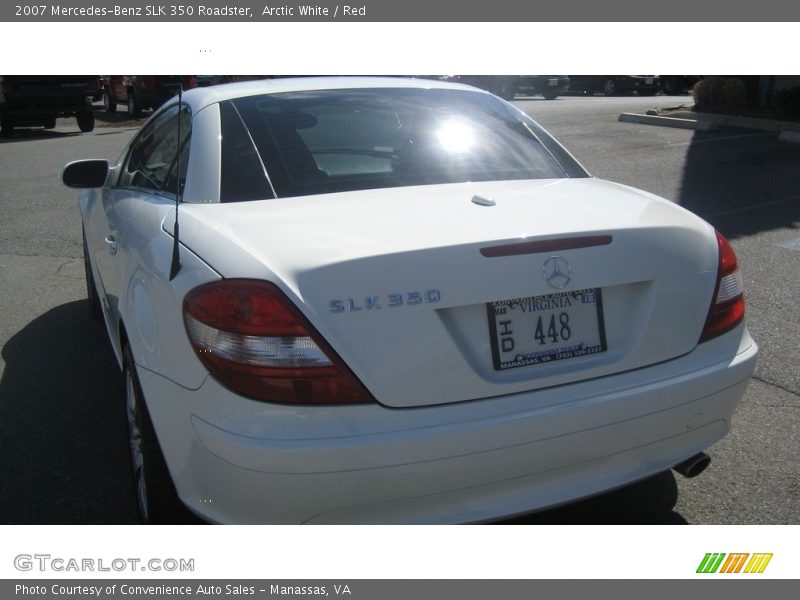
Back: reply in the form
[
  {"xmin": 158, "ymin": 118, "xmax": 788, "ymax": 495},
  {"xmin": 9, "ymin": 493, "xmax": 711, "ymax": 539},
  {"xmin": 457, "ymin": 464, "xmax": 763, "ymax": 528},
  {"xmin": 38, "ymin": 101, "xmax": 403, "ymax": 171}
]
[{"xmin": 487, "ymin": 288, "xmax": 607, "ymax": 371}]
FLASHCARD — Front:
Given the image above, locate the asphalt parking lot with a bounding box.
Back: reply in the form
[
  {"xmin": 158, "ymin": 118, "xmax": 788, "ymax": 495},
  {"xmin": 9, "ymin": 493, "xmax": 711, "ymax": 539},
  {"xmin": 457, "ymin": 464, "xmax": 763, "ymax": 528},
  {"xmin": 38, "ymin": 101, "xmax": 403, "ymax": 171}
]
[{"xmin": 0, "ymin": 95, "xmax": 798, "ymax": 524}]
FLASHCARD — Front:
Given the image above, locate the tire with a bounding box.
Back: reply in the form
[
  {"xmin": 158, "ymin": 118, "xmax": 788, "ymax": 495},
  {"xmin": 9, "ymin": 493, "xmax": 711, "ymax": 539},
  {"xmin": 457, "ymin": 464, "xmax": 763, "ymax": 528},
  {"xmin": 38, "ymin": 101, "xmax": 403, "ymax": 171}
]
[
  {"xmin": 43, "ymin": 116, "xmax": 57, "ymax": 129},
  {"xmin": 103, "ymin": 88, "xmax": 117, "ymax": 113},
  {"xmin": 82, "ymin": 230, "xmax": 102, "ymax": 321},
  {"xmin": 76, "ymin": 109, "xmax": 95, "ymax": 133},
  {"xmin": 662, "ymin": 76, "xmax": 681, "ymax": 96},
  {"xmin": 602, "ymin": 79, "xmax": 618, "ymax": 96},
  {"xmin": 542, "ymin": 92, "xmax": 559, "ymax": 100},
  {"xmin": 127, "ymin": 90, "xmax": 142, "ymax": 117},
  {"xmin": 123, "ymin": 344, "xmax": 194, "ymax": 524},
  {"xmin": 493, "ymin": 77, "xmax": 518, "ymax": 101}
]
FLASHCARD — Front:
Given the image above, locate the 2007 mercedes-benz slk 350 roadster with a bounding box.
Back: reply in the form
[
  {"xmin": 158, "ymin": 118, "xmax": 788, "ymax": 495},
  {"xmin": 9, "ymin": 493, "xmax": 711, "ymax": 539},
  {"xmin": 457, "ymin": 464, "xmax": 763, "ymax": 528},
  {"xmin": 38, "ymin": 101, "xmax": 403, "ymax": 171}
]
[{"xmin": 62, "ymin": 77, "xmax": 757, "ymax": 523}]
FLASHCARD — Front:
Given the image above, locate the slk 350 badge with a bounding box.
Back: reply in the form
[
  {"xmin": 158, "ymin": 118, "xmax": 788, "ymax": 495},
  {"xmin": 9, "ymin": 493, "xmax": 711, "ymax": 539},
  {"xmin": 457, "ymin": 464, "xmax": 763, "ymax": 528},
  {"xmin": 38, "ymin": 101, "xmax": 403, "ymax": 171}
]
[{"xmin": 329, "ymin": 290, "xmax": 441, "ymax": 313}]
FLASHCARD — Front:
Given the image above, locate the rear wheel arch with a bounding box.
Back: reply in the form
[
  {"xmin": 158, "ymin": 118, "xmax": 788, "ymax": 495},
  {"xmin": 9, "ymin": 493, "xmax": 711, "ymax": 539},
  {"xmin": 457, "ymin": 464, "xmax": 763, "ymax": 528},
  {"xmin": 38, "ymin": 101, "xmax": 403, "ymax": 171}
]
[
  {"xmin": 122, "ymin": 342, "xmax": 195, "ymax": 523},
  {"xmin": 105, "ymin": 318, "xmax": 129, "ymax": 371}
]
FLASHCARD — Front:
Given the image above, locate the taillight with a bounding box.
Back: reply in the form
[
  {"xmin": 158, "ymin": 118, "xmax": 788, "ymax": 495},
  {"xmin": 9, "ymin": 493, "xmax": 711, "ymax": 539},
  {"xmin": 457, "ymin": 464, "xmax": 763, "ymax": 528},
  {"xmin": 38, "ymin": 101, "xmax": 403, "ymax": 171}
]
[
  {"xmin": 699, "ymin": 230, "xmax": 745, "ymax": 343},
  {"xmin": 183, "ymin": 279, "xmax": 374, "ymax": 405}
]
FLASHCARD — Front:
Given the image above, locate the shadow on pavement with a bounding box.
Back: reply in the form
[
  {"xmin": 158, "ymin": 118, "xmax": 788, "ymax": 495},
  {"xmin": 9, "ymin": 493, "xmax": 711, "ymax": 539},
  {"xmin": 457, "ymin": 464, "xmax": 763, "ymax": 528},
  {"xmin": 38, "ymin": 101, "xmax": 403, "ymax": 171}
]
[
  {"xmin": 94, "ymin": 105, "xmax": 151, "ymax": 128},
  {"xmin": 0, "ymin": 129, "xmax": 82, "ymax": 144},
  {"xmin": 503, "ymin": 471, "xmax": 688, "ymax": 524},
  {"xmin": 0, "ymin": 300, "xmax": 137, "ymax": 523},
  {"xmin": 94, "ymin": 113, "xmax": 148, "ymax": 127},
  {"xmin": 514, "ymin": 96, "xmax": 566, "ymax": 101},
  {"xmin": 676, "ymin": 128, "xmax": 800, "ymax": 239}
]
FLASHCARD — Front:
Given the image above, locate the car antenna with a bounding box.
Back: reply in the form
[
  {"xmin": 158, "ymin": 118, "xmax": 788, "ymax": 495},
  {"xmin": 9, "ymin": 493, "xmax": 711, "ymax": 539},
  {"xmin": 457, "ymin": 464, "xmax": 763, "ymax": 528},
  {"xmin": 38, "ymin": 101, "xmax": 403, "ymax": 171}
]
[{"xmin": 168, "ymin": 84, "xmax": 184, "ymax": 281}]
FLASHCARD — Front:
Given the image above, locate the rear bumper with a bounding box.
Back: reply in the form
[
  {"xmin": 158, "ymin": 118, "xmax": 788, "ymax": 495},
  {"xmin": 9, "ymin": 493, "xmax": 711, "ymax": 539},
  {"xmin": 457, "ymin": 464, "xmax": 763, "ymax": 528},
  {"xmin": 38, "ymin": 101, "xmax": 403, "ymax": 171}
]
[
  {"xmin": 138, "ymin": 328, "xmax": 758, "ymax": 523},
  {"xmin": 1, "ymin": 97, "xmax": 91, "ymax": 118}
]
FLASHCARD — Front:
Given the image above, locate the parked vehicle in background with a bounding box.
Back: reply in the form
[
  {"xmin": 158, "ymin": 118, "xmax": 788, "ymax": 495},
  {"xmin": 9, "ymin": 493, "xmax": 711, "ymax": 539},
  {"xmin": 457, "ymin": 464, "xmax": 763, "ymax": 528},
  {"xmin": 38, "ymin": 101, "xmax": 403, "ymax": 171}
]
[
  {"xmin": 444, "ymin": 76, "xmax": 570, "ymax": 100},
  {"xmin": 438, "ymin": 76, "xmax": 520, "ymax": 100},
  {"xmin": 661, "ymin": 76, "xmax": 703, "ymax": 95},
  {"xmin": 568, "ymin": 76, "xmax": 661, "ymax": 96},
  {"xmin": 515, "ymin": 76, "xmax": 570, "ymax": 100},
  {"xmin": 0, "ymin": 75, "xmax": 100, "ymax": 137},
  {"xmin": 101, "ymin": 76, "xmax": 197, "ymax": 117},
  {"xmin": 196, "ymin": 75, "xmax": 273, "ymax": 87}
]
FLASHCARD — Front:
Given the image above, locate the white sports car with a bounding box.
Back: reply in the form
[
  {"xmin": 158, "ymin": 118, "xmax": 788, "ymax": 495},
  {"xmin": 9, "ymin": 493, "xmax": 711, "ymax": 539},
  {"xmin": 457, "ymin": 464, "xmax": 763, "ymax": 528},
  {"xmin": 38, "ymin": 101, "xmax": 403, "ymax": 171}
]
[{"xmin": 62, "ymin": 77, "xmax": 758, "ymax": 524}]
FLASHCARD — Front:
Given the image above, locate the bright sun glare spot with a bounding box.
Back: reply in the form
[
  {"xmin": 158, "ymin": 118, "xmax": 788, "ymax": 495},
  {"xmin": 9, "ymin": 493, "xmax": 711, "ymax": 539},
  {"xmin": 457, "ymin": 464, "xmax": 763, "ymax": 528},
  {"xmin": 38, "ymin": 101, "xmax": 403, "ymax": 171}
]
[{"xmin": 436, "ymin": 120, "xmax": 475, "ymax": 152}]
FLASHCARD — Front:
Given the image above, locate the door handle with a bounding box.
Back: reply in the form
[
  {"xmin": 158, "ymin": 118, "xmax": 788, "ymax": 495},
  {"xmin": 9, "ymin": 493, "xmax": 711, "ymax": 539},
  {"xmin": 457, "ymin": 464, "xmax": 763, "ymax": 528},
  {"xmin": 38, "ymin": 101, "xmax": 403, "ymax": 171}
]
[{"xmin": 105, "ymin": 236, "xmax": 117, "ymax": 255}]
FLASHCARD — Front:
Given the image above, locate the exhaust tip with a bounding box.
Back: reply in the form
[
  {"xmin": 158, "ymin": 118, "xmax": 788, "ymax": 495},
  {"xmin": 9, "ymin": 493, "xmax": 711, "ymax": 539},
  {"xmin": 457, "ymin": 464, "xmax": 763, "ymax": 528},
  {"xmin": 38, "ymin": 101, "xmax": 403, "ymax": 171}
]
[{"xmin": 673, "ymin": 452, "xmax": 711, "ymax": 478}]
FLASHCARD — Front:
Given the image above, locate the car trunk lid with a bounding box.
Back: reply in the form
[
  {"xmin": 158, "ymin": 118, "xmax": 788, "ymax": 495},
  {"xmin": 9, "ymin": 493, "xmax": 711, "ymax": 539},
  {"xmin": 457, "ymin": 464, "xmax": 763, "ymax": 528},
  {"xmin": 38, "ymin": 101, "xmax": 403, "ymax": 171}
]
[{"xmin": 178, "ymin": 178, "xmax": 718, "ymax": 408}]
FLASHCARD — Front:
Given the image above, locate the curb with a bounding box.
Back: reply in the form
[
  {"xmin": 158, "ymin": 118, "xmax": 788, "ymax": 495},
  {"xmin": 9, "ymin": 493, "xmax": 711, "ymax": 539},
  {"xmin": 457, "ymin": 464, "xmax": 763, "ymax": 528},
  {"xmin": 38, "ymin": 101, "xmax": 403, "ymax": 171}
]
[
  {"xmin": 619, "ymin": 110, "xmax": 800, "ymax": 135},
  {"xmin": 691, "ymin": 112, "xmax": 800, "ymax": 134},
  {"xmin": 779, "ymin": 131, "xmax": 800, "ymax": 144},
  {"xmin": 618, "ymin": 113, "xmax": 717, "ymax": 131}
]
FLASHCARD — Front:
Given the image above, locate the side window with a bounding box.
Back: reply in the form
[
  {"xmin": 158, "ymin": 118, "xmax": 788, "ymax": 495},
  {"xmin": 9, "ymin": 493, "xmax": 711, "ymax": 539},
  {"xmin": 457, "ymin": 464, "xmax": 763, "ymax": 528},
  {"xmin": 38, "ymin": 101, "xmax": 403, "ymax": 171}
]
[{"xmin": 118, "ymin": 105, "xmax": 191, "ymax": 195}]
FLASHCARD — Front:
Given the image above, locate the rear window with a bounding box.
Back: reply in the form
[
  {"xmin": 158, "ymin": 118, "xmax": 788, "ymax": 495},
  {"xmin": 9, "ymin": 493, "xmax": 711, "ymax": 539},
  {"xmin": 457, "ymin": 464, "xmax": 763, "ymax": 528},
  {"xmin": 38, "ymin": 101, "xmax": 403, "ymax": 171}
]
[{"xmin": 220, "ymin": 87, "xmax": 577, "ymax": 201}]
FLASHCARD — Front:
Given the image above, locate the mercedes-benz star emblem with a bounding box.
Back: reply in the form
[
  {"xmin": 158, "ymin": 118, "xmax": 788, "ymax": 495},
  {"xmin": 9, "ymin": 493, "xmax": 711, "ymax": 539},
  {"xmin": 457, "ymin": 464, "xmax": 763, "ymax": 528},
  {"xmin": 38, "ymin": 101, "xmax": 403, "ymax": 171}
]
[{"xmin": 543, "ymin": 256, "xmax": 572, "ymax": 289}]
